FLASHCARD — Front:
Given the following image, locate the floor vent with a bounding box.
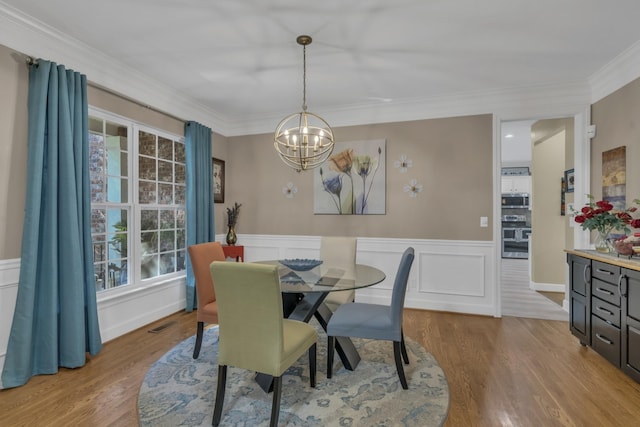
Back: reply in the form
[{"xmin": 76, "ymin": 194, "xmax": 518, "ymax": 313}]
[{"xmin": 148, "ymin": 320, "xmax": 177, "ymax": 334}]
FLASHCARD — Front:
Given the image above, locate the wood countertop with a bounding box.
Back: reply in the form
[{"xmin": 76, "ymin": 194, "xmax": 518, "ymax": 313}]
[{"xmin": 565, "ymin": 249, "xmax": 640, "ymax": 272}]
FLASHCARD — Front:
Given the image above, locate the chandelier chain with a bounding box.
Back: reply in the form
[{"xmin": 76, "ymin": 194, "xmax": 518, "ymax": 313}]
[{"xmin": 302, "ymin": 44, "xmax": 307, "ymax": 112}]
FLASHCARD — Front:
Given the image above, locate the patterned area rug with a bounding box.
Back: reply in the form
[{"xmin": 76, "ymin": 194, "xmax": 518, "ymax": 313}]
[{"xmin": 138, "ymin": 323, "xmax": 449, "ymax": 426}]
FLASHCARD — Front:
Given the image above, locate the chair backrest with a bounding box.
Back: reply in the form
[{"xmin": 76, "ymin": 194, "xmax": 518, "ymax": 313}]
[
  {"xmin": 320, "ymin": 236, "xmax": 357, "ymax": 273},
  {"xmin": 188, "ymin": 242, "xmax": 226, "ymax": 310},
  {"xmin": 210, "ymin": 261, "xmax": 285, "ymax": 376},
  {"xmin": 390, "ymin": 247, "xmax": 415, "ymax": 325}
]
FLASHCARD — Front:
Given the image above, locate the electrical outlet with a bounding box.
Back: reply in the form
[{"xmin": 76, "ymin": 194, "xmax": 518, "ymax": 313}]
[{"xmin": 480, "ymin": 216, "xmax": 488, "ymax": 227}]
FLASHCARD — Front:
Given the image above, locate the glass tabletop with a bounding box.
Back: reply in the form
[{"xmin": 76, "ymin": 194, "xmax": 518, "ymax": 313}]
[{"xmin": 255, "ymin": 260, "xmax": 386, "ymax": 294}]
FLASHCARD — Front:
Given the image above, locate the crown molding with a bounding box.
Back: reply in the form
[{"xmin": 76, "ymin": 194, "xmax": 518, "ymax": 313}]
[
  {"xmin": 0, "ymin": 2, "xmax": 230, "ymax": 133},
  {"xmin": 589, "ymin": 39, "xmax": 640, "ymax": 103}
]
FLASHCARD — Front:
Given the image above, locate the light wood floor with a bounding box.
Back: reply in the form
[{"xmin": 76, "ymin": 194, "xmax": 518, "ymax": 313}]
[
  {"xmin": 2, "ymin": 309, "xmax": 640, "ymax": 426},
  {"xmin": 501, "ymin": 258, "xmax": 568, "ymax": 321}
]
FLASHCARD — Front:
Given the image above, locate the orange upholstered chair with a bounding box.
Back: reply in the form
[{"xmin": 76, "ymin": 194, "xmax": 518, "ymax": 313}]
[{"xmin": 188, "ymin": 241, "xmax": 227, "ymax": 359}]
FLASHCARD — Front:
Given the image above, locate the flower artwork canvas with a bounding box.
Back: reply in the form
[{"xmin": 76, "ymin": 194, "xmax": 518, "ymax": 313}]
[{"xmin": 314, "ymin": 139, "xmax": 386, "ymax": 214}]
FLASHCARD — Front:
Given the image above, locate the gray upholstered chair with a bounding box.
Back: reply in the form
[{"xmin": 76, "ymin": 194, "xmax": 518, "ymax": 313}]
[
  {"xmin": 187, "ymin": 241, "xmax": 227, "ymax": 359},
  {"xmin": 326, "ymin": 247, "xmax": 415, "ymax": 389},
  {"xmin": 320, "ymin": 236, "xmax": 357, "ymax": 312},
  {"xmin": 209, "ymin": 261, "xmax": 318, "ymax": 427}
]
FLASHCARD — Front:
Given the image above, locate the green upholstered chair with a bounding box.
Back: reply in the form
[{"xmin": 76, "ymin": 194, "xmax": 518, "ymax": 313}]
[
  {"xmin": 327, "ymin": 247, "xmax": 415, "ymax": 389},
  {"xmin": 320, "ymin": 236, "xmax": 357, "ymax": 312},
  {"xmin": 187, "ymin": 241, "xmax": 227, "ymax": 359},
  {"xmin": 210, "ymin": 261, "xmax": 318, "ymax": 427}
]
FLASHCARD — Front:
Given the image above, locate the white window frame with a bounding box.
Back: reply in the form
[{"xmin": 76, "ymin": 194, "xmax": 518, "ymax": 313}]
[{"xmin": 89, "ymin": 106, "xmax": 186, "ymax": 296}]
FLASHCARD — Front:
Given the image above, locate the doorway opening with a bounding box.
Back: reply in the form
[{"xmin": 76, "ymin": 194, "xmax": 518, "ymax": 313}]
[{"xmin": 500, "ymin": 119, "xmax": 568, "ymax": 321}]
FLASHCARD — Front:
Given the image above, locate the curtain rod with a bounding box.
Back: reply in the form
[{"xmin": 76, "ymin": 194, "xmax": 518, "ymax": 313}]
[
  {"xmin": 10, "ymin": 50, "xmax": 189, "ymax": 126},
  {"xmin": 87, "ymin": 81, "xmax": 187, "ymax": 124}
]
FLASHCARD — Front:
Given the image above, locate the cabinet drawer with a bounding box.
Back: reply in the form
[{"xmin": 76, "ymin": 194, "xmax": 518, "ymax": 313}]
[
  {"xmin": 592, "ymin": 278, "xmax": 620, "ymax": 307},
  {"xmin": 592, "ymin": 261, "xmax": 620, "ymax": 284},
  {"xmin": 592, "ymin": 314, "xmax": 621, "ymax": 367},
  {"xmin": 592, "ymin": 296, "xmax": 620, "ymax": 327}
]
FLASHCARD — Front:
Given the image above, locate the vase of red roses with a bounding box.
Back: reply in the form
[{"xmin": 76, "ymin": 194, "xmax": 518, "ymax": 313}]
[{"xmin": 572, "ymin": 195, "xmax": 640, "ymax": 253}]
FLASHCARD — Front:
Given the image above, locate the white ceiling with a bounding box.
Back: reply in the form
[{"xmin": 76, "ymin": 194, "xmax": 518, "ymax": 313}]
[{"xmin": 4, "ymin": 0, "xmax": 640, "ymax": 134}]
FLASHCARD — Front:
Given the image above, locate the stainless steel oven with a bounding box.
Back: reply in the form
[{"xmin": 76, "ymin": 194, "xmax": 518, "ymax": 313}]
[{"xmin": 502, "ymin": 227, "xmax": 531, "ymax": 258}]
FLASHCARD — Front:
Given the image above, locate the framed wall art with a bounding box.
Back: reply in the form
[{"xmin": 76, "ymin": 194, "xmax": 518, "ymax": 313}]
[
  {"xmin": 564, "ymin": 168, "xmax": 574, "ymax": 193},
  {"xmin": 313, "ymin": 139, "xmax": 386, "ymax": 215},
  {"xmin": 213, "ymin": 158, "xmax": 225, "ymax": 203}
]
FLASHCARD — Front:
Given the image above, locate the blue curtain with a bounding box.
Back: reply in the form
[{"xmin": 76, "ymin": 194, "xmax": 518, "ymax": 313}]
[
  {"xmin": 1, "ymin": 60, "xmax": 102, "ymax": 388},
  {"xmin": 185, "ymin": 121, "xmax": 214, "ymax": 311}
]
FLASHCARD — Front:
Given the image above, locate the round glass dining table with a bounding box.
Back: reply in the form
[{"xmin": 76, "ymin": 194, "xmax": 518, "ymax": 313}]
[{"xmin": 252, "ymin": 260, "xmax": 386, "ymax": 393}]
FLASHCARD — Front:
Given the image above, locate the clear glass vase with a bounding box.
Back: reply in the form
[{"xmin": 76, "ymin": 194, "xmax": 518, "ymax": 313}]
[{"xmin": 594, "ymin": 231, "xmax": 612, "ymax": 253}]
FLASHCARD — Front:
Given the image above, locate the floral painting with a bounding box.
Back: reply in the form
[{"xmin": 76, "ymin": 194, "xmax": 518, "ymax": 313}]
[{"xmin": 314, "ymin": 139, "xmax": 386, "ymax": 214}]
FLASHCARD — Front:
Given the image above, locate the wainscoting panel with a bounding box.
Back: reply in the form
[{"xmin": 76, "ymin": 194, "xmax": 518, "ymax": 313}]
[
  {"xmin": 230, "ymin": 234, "xmax": 498, "ymax": 317},
  {"xmin": 0, "ymin": 259, "xmax": 20, "ymax": 373}
]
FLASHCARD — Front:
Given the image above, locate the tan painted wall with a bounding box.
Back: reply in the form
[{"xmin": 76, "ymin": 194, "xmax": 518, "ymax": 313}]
[
  {"xmin": 223, "ymin": 115, "xmax": 494, "ymax": 240},
  {"xmin": 0, "ymin": 45, "xmax": 28, "ymax": 260},
  {"xmin": 591, "ymin": 79, "xmax": 640, "ymax": 207},
  {"xmin": 531, "ymin": 129, "xmax": 566, "ymax": 284}
]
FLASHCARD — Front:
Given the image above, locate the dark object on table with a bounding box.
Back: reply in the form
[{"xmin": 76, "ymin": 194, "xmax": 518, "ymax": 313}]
[{"xmin": 279, "ymin": 258, "xmax": 323, "ymax": 271}]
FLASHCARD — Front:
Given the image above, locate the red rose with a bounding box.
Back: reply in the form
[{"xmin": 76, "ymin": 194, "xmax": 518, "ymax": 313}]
[
  {"xmin": 575, "ymin": 215, "xmax": 586, "ymax": 224},
  {"xmin": 581, "ymin": 206, "xmax": 591, "ymax": 214},
  {"xmin": 631, "ymin": 219, "xmax": 640, "ymax": 228}
]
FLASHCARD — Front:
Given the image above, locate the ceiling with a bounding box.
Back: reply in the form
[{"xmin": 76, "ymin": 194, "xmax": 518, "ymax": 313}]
[{"xmin": 4, "ymin": 0, "xmax": 640, "ymax": 134}]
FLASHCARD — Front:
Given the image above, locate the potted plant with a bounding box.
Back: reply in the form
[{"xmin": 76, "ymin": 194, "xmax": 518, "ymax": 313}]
[
  {"xmin": 226, "ymin": 202, "xmax": 242, "ymax": 245},
  {"xmin": 571, "ymin": 195, "xmax": 640, "ymax": 253}
]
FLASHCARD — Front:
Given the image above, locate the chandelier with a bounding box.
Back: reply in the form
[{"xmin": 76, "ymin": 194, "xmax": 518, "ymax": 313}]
[{"xmin": 274, "ymin": 35, "xmax": 334, "ymax": 172}]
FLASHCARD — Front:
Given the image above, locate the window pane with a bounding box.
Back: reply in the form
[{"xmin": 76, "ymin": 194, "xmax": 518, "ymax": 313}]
[
  {"xmin": 176, "ymin": 249, "xmax": 186, "ymax": 272},
  {"xmin": 139, "ymin": 157, "xmax": 156, "ymax": 180},
  {"xmin": 91, "ymin": 208, "xmax": 106, "ymax": 233},
  {"xmin": 139, "ymin": 131, "xmax": 156, "ymax": 156},
  {"xmin": 160, "ymin": 209, "xmax": 175, "ymax": 229},
  {"xmin": 160, "ymin": 253, "xmax": 174, "ymax": 275},
  {"xmin": 141, "ymin": 209, "xmax": 158, "ymax": 230},
  {"xmin": 176, "ymin": 209, "xmax": 186, "ymax": 228},
  {"xmin": 93, "ymin": 240, "xmax": 106, "ymax": 263},
  {"xmin": 139, "ymin": 181, "xmax": 156, "ymax": 204},
  {"xmin": 175, "ymin": 164, "xmax": 185, "ymax": 185},
  {"xmin": 141, "ymin": 254, "xmax": 158, "ymax": 279},
  {"xmin": 141, "ymin": 231, "xmax": 158, "ymax": 254},
  {"xmin": 176, "ymin": 229, "xmax": 185, "ymax": 250},
  {"xmin": 175, "ymin": 186, "xmax": 186, "ymax": 205},
  {"xmin": 158, "ymin": 137, "xmax": 173, "ymax": 160},
  {"xmin": 158, "ymin": 183, "xmax": 173, "ymax": 204},
  {"xmin": 175, "ymin": 142, "xmax": 185, "ymax": 163},
  {"xmin": 107, "ymin": 259, "xmax": 128, "ymax": 287},
  {"xmin": 107, "ymin": 177, "xmax": 128, "ymax": 203},
  {"xmin": 158, "ymin": 160, "xmax": 173, "ymax": 183},
  {"xmin": 95, "ymin": 263, "xmax": 106, "ymax": 291}
]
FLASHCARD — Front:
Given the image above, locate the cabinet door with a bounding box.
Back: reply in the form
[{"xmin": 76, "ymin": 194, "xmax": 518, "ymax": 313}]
[
  {"xmin": 501, "ymin": 176, "xmax": 531, "ymax": 193},
  {"xmin": 622, "ymin": 269, "xmax": 640, "ymax": 382},
  {"xmin": 512, "ymin": 176, "xmax": 531, "ymax": 193},
  {"xmin": 568, "ymin": 254, "xmax": 591, "ymax": 345}
]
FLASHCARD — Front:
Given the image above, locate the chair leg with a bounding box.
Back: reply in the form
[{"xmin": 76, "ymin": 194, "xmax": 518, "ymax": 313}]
[
  {"xmin": 193, "ymin": 321, "xmax": 204, "ymax": 359},
  {"xmin": 212, "ymin": 365, "xmax": 227, "ymax": 426},
  {"xmin": 309, "ymin": 343, "xmax": 317, "ymax": 387},
  {"xmin": 400, "ymin": 331, "xmax": 409, "ymax": 364},
  {"xmin": 393, "ymin": 341, "xmax": 409, "ymax": 390},
  {"xmin": 327, "ymin": 336, "xmax": 335, "ymax": 378},
  {"xmin": 270, "ymin": 376, "xmax": 282, "ymax": 427}
]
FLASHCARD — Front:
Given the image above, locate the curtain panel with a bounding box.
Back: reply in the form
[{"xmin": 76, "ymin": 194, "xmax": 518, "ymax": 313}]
[
  {"xmin": 1, "ymin": 60, "xmax": 102, "ymax": 389},
  {"xmin": 185, "ymin": 121, "xmax": 215, "ymax": 311}
]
